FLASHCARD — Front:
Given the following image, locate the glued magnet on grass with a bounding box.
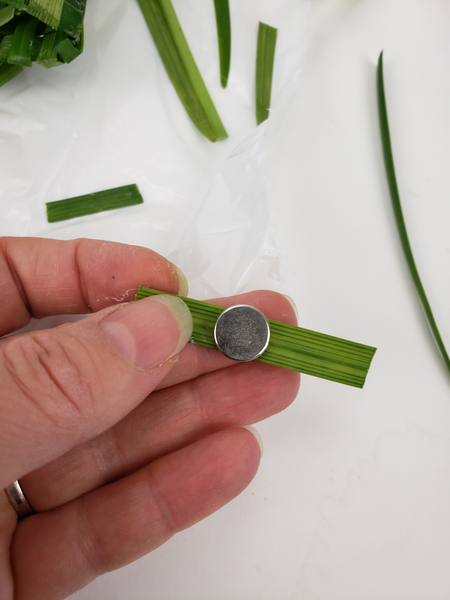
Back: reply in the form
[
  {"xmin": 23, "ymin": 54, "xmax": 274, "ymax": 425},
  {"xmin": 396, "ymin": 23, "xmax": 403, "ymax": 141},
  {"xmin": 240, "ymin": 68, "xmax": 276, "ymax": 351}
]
[{"xmin": 214, "ymin": 305, "xmax": 270, "ymax": 361}]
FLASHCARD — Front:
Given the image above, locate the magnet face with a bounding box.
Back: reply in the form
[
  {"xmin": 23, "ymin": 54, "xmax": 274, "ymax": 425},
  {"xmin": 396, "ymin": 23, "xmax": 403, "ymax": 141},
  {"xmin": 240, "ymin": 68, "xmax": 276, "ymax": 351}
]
[{"xmin": 214, "ymin": 305, "xmax": 270, "ymax": 361}]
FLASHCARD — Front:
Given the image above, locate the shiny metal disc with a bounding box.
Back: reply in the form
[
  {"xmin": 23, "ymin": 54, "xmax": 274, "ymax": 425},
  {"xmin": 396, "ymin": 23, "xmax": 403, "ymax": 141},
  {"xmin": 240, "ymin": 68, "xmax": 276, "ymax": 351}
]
[{"xmin": 214, "ymin": 305, "xmax": 270, "ymax": 361}]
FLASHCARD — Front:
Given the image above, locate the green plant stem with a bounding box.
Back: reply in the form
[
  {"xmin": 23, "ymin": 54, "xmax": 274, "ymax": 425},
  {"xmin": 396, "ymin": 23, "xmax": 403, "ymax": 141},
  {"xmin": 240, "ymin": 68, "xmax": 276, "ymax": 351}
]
[{"xmin": 377, "ymin": 51, "xmax": 450, "ymax": 375}]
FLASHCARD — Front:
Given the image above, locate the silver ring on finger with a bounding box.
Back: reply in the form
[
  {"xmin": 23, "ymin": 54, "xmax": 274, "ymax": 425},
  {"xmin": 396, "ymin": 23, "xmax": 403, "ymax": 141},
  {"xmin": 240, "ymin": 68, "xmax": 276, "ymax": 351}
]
[{"xmin": 4, "ymin": 480, "xmax": 35, "ymax": 519}]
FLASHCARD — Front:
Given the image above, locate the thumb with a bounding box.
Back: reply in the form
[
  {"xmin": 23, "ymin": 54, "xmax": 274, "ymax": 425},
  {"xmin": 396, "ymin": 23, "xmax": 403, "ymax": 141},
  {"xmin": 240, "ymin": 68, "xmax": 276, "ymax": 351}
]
[{"xmin": 0, "ymin": 295, "xmax": 192, "ymax": 487}]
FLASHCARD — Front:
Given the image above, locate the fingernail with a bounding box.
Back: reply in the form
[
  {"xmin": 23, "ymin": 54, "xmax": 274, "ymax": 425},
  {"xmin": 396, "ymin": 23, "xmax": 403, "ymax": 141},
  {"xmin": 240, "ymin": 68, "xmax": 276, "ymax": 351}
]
[
  {"xmin": 170, "ymin": 263, "xmax": 189, "ymax": 296},
  {"xmin": 283, "ymin": 294, "xmax": 299, "ymax": 322},
  {"xmin": 242, "ymin": 425, "xmax": 264, "ymax": 456},
  {"xmin": 100, "ymin": 296, "xmax": 193, "ymax": 369}
]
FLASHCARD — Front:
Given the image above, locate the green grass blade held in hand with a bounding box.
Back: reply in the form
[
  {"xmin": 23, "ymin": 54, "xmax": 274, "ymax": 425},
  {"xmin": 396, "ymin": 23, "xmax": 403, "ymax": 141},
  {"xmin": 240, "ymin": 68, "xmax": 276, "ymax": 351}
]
[
  {"xmin": 135, "ymin": 287, "xmax": 376, "ymax": 388},
  {"xmin": 136, "ymin": 0, "xmax": 228, "ymax": 142},
  {"xmin": 46, "ymin": 184, "xmax": 144, "ymax": 223},
  {"xmin": 256, "ymin": 21, "xmax": 277, "ymax": 125},
  {"xmin": 213, "ymin": 0, "xmax": 230, "ymax": 88},
  {"xmin": 377, "ymin": 51, "xmax": 450, "ymax": 375}
]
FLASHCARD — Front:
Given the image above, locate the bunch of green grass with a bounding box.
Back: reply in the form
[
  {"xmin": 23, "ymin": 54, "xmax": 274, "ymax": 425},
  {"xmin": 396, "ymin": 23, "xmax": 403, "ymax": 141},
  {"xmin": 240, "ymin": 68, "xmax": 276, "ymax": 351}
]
[
  {"xmin": 135, "ymin": 287, "xmax": 376, "ymax": 388},
  {"xmin": 0, "ymin": 0, "xmax": 86, "ymax": 87}
]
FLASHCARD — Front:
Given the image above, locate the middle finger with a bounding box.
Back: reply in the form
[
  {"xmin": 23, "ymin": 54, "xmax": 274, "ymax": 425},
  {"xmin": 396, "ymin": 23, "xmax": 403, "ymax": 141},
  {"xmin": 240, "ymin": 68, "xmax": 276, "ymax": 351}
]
[{"xmin": 21, "ymin": 359, "xmax": 299, "ymax": 511}]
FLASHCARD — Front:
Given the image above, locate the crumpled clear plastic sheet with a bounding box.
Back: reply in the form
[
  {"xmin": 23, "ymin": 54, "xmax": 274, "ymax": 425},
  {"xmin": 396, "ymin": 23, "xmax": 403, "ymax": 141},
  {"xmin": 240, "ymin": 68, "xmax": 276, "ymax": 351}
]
[{"xmin": 0, "ymin": 0, "xmax": 310, "ymax": 301}]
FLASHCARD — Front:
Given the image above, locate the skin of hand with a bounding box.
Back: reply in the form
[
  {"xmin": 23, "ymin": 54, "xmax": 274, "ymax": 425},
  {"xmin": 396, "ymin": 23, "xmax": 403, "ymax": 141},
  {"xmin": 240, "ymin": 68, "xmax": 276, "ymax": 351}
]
[{"xmin": 0, "ymin": 237, "xmax": 300, "ymax": 600}]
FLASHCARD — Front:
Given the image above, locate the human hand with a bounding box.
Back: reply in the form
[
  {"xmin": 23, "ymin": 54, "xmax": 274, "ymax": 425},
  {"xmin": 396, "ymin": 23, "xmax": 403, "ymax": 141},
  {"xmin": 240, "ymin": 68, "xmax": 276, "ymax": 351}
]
[{"xmin": 0, "ymin": 237, "xmax": 299, "ymax": 599}]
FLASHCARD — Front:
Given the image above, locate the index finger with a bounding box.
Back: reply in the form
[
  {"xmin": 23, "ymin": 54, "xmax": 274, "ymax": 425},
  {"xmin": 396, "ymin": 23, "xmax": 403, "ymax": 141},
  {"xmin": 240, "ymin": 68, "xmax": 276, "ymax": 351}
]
[{"xmin": 0, "ymin": 237, "xmax": 186, "ymax": 336}]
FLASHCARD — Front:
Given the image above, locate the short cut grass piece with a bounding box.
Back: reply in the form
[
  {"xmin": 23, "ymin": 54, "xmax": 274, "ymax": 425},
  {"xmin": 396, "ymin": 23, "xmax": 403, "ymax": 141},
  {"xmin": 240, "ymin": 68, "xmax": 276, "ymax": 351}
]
[
  {"xmin": 256, "ymin": 21, "xmax": 277, "ymax": 125},
  {"xmin": 136, "ymin": 0, "xmax": 228, "ymax": 142},
  {"xmin": 377, "ymin": 51, "xmax": 450, "ymax": 375},
  {"xmin": 135, "ymin": 287, "xmax": 376, "ymax": 388},
  {"xmin": 213, "ymin": 0, "xmax": 231, "ymax": 88},
  {"xmin": 46, "ymin": 184, "xmax": 144, "ymax": 223}
]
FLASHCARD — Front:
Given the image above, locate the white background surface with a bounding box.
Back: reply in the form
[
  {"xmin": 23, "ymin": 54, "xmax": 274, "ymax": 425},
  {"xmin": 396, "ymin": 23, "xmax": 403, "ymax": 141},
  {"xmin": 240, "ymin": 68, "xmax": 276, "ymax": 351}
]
[{"xmin": 3, "ymin": 0, "xmax": 450, "ymax": 598}]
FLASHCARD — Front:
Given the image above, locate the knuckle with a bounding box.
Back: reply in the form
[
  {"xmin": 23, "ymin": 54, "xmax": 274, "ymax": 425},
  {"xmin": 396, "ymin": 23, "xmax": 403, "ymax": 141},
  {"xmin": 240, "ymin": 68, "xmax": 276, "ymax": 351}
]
[{"xmin": 3, "ymin": 331, "xmax": 97, "ymax": 428}]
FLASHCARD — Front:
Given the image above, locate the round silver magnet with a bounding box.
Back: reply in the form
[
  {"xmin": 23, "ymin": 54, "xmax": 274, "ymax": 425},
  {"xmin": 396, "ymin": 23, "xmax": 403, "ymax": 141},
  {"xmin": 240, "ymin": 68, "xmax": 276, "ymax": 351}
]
[{"xmin": 214, "ymin": 305, "xmax": 270, "ymax": 361}]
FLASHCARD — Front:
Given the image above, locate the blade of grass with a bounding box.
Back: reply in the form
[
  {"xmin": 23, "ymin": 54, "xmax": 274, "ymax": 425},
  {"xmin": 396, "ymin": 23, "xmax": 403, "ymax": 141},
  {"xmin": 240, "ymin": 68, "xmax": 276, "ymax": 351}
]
[
  {"xmin": 0, "ymin": 60, "xmax": 22, "ymax": 85},
  {"xmin": 135, "ymin": 287, "xmax": 376, "ymax": 388},
  {"xmin": 256, "ymin": 21, "xmax": 277, "ymax": 125},
  {"xmin": 136, "ymin": 0, "xmax": 228, "ymax": 142},
  {"xmin": 46, "ymin": 184, "xmax": 144, "ymax": 223},
  {"xmin": 27, "ymin": 0, "xmax": 64, "ymax": 30},
  {"xmin": 58, "ymin": 0, "xmax": 86, "ymax": 41},
  {"xmin": 1, "ymin": 1, "xmax": 24, "ymax": 10},
  {"xmin": 213, "ymin": 0, "xmax": 230, "ymax": 88},
  {"xmin": 0, "ymin": 5, "xmax": 15, "ymax": 27},
  {"xmin": 7, "ymin": 14, "xmax": 39, "ymax": 66},
  {"xmin": 36, "ymin": 29, "xmax": 65, "ymax": 67},
  {"xmin": 0, "ymin": 33, "xmax": 12, "ymax": 59},
  {"xmin": 377, "ymin": 51, "xmax": 450, "ymax": 375},
  {"xmin": 54, "ymin": 23, "xmax": 82, "ymax": 62}
]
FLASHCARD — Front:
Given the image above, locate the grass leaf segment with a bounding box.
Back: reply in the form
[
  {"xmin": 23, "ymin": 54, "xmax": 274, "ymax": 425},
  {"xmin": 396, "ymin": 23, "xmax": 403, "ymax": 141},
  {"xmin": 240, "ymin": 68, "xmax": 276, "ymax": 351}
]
[
  {"xmin": 135, "ymin": 287, "xmax": 376, "ymax": 388},
  {"xmin": 256, "ymin": 21, "xmax": 277, "ymax": 125},
  {"xmin": 137, "ymin": 0, "xmax": 227, "ymax": 142},
  {"xmin": 213, "ymin": 0, "xmax": 230, "ymax": 88},
  {"xmin": 46, "ymin": 184, "xmax": 144, "ymax": 222}
]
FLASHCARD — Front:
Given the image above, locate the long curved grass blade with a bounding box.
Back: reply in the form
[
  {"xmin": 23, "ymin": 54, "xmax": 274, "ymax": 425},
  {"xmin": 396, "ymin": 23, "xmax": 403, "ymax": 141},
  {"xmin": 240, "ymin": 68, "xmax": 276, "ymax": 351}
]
[
  {"xmin": 377, "ymin": 51, "xmax": 450, "ymax": 375},
  {"xmin": 135, "ymin": 287, "xmax": 376, "ymax": 388},
  {"xmin": 256, "ymin": 21, "xmax": 277, "ymax": 125},
  {"xmin": 46, "ymin": 184, "xmax": 144, "ymax": 223},
  {"xmin": 213, "ymin": 0, "xmax": 230, "ymax": 88},
  {"xmin": 0, "ymin": 60, "xmax": 22, "ymax": 85},
  {"xmin": 137, "ymin": 0, "xmax": 228, "ymax": 142}
]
